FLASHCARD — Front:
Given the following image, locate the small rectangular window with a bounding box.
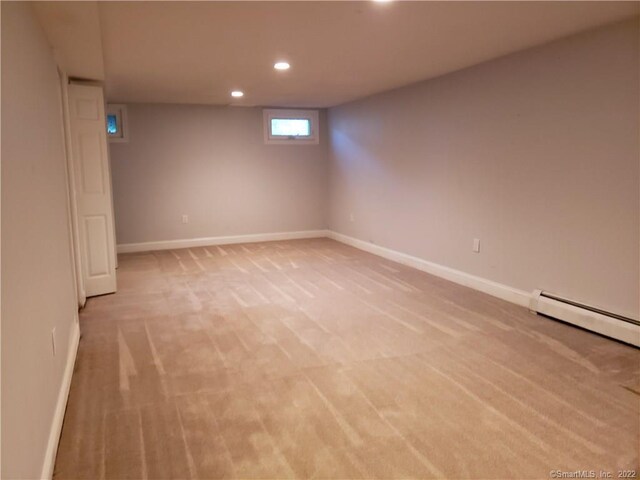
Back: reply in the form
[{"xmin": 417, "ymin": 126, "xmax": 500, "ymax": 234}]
[
  {"xmin": 271, "ymin": 118, "xmax": 311, "ymax": 138},
  {"xmin": 263, "ymin": 109, "xmax": 319, "ymax": 145},
  {"xmin": 106, "ymin": 104, "xmax": 128, "ymax": 143},
  {"xmin": 107, "ymin": 114, "xmax": 118, "ymax": 135}
]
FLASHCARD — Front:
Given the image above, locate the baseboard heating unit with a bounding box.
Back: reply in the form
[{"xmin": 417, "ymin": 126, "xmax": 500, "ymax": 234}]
[{"xmin": 529, "ymin": 290, "xmax": 640, "ymax": 347}]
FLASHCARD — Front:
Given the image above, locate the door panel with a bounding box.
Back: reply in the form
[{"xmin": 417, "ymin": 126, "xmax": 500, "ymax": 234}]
[
  {"xmin": 78, "ymin": 131, "xmax": 106, "ymax": 194},
  {"xmin": 84, "ymin": 215, "xmax": 110, "ymax": 277},
  {"xmin": 75, "ymin": 98, "xmax": 100, "ymax": 120},
  {"xmin": 68, "ymin": 84, "xmax": 117, "ymax": 296}
]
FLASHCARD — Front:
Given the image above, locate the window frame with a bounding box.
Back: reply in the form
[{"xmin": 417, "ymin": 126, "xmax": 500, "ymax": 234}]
[
  {"xmin": 106, "ymin": 104, "xmax": 129, "ymax": 143},
  {"xmin": 263, "ymin": 109, "xmax": 319, "ymax": 145}
]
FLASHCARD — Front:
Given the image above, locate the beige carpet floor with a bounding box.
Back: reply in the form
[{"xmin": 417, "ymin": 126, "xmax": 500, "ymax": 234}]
[{"xmin": 54, "ymin": 238, "xmax": 639, "ymax": 479}]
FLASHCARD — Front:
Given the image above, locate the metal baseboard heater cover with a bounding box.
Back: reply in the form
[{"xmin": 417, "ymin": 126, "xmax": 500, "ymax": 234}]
[{"xmin": 529, "ymin": 290, "xmax": 640, "ymax": 347}]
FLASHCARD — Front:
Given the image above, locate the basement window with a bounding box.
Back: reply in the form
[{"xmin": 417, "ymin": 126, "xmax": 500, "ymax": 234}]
[
  {"xmin": 263, "ymin": 109, "xmax": 319, "ymax": 145},
  {"xmin": 106, "ymin": 104, "xmax": 128, "ymax": 143}
]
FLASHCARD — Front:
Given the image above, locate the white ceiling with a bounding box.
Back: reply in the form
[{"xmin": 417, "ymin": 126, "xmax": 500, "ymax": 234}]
[
  {"xmin": 33, "ymin": 1, "xmax": 105, "ymax": 81},
  {"xmin": 35, "ymin": 1, "xmax": 639, "ymax": 108}
]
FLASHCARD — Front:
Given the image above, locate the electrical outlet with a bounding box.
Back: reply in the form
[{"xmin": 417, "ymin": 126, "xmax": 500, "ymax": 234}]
[
  {"xmin": 182, "ymin": 214, "xmax": 189, "ymax": 224},
  {"xmin": 350, "ymin": 213, "xmax": 355, "ymax": 222},
  {"xmin": 473, "ymin": 238, "xmax": 480, "ymax": 253},
  {"xmin": 51, "ymin": 327, "xmax": 57, "ymax": 357}
]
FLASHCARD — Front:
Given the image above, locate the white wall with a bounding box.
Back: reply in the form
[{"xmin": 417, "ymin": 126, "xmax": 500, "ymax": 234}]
[
  {"xmin": 1, "ymin": 3, "xmax": 79, "ymax": 478},
  {"xmin": 109, "ymin": 104, "xmax": 328, "ymax": 245},
  {"xmin": 328, "ymin": 18, "xmax": 639, "ymax": 319}
]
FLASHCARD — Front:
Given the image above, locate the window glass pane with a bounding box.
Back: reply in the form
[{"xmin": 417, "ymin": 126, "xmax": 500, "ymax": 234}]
[
  {"xmin": 107, "ymin": 114, "xmax": 118, "ymax": 135},
  {"xmin": 271, "ymin": 118, "xmax": 310, "ymax": 137}
]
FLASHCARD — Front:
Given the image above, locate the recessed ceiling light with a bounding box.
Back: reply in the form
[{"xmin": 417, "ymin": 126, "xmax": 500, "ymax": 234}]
[
  {"xmin": 231, "ymin": 90, "xmax": 244, "ymax": 98},
  {"xmin": 373, "ymin": 0, "xmax": 392, "ymax": 2},
  {"xmin": 274, "ymin": 62, "xmax": 290, "ymax": 70}
]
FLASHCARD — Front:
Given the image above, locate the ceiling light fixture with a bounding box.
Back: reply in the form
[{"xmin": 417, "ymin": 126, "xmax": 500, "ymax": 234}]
[
  {"xmin": 231, "ymin": 90, "xmax": 244, "ymax": 98},
  {"xmin": 274, "ymin": 62, "xmax": 290, "ymax": 70}
]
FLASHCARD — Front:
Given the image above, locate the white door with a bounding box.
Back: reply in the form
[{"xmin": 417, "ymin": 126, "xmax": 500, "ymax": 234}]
[{"xmin": 67, "ymin": 84, "xmax": 117, "ymax": 296}]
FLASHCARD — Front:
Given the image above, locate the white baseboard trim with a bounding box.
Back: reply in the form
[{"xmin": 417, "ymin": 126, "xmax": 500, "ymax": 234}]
[
  {"xmin": 117, "ymin": 229, "xmax": 331, "ymax": 254},
  {"xmin": 40, "ymin": 319, "xmax": 80, "ymax": 480},
  {"xmin": 327, "ymin": 231, "xmax": 531, "ymax": 308}
]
